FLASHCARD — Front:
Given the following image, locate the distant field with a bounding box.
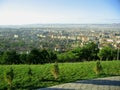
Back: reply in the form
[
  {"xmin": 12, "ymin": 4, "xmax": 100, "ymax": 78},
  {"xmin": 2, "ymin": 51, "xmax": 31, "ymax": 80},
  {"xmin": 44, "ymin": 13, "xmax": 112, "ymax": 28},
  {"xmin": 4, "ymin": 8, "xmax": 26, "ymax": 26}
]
[{"xmin": 0, "ymin": 60, "xmax": 120, "ymax": 90}]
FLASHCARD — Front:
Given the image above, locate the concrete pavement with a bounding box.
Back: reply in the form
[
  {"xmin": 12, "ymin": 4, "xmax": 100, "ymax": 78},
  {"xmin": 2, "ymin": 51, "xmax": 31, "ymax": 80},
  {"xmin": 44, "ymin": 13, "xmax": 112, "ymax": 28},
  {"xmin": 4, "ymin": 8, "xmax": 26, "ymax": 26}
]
[{"xmin": 38, "ymin": 76, "xmax": 120, "ymax": 90}]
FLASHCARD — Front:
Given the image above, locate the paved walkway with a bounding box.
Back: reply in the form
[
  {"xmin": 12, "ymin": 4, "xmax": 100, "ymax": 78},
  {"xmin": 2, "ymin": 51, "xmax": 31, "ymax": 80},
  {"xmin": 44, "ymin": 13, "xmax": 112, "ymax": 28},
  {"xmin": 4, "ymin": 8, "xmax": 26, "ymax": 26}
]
[{"xmin": 38, "ymin": 76, "xmax": 120, "ymax": 90}]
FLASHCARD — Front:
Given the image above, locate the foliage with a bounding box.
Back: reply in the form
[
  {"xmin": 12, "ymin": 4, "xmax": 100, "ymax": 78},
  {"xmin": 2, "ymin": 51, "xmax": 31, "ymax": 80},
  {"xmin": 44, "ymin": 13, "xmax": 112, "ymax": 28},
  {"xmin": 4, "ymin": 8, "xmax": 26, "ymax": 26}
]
[
  {"xmin": 4, "ymin": 67, "xmax": 14, "ymax": 89},
  {"xmin": 0, "ymin": 42, "xmax": 120, "ymax": 65},
  {"xmin": 1, "ymin": 51, "xmax": 20, "ymax": 64},
  {"xmin": 0, "ymin": 49, "xmax": 57, "ymax": 65},
  {"xmin": 58, "ymin": 42, "xmax": 99, "ymax": 62},
  {"xmin": 98, "ymin": 46, "xmax": 117, "ymax": 60},
  {"xmin": 27, "ymin": 67, "xmax": 33, "ymax": 81},
  {"xmin": 0, "ymin": 61, "xmax": 120, "ymax": 89},
  {"xmin": 19, "ymin": 53, "xmax": 27, "ymax": 64},
  {"xmin": 27, "ymin": 49, "xmax": 41, "ymax": 64},
  {"xmin": 48, "ymin": 51, "xmax": 57, "ymax": 63},
  {"xmin": 94, "ymin": 60, "xmax": 103, "ymax": 75},
  {"xmin": 28, "ymin": 67, "xmax": 32, "ymax": 76},
  {"xmin": 51, "ymin": 62, "xmax": 59, "ymax": 79},
  {"xmin": 57, "ymin": 51, "xmax": 79, "ymax": 62}
]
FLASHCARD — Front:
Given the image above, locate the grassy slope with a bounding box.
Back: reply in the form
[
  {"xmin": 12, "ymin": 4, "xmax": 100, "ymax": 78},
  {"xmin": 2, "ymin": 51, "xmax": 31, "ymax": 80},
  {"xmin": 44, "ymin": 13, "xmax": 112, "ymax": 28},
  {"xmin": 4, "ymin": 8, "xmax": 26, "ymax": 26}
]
[{"xmin": 0, "ymin": 61, "xmax": 120, "ymax": 89}]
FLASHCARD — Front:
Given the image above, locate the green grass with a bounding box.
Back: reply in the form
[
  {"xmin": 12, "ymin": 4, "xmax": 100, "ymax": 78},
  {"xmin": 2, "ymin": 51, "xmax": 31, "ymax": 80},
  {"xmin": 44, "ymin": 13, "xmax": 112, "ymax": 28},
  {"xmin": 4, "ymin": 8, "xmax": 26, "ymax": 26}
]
[{"xmin": 0, "ymin": 60, "xmax": 120, "ymax": 89}]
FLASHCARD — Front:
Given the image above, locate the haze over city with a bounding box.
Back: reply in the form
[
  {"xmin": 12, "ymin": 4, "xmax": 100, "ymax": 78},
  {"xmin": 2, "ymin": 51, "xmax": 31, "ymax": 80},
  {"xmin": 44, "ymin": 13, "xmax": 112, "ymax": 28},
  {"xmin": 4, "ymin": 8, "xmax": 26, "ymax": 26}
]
[{"xmin": 0, "ymin": 0, "xmax": 120, "ymax": 25}]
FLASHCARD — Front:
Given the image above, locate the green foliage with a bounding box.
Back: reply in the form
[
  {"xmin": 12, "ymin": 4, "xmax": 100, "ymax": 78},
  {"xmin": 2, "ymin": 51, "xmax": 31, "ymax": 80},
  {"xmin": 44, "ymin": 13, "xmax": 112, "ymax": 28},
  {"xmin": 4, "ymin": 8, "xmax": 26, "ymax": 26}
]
[
  {"xmin": 0, "ymin": 49, "xmax": 57, "ymax": 65},
  {"xmin": 4, "ymin": 67, "xmax": 14, "ymax": 89},
  {"xmin": 98, "ymin": 46, "xmax": 116, "ymax": 60},
  {"xmin": 26, "ymin": 49, "xmax": 57, "ymax": 64},
  {"xmin": 57, "ymin": 51, "xmax": 79, "ymax": 62},
  {"xmin": 94, "ymin": 61, "xmax": 103, "ymax": 75},
  {"xmin": 27, "ymin": 49, "xmax": 41, "ymax": 64},
  {"xmin": 19, "ymin": 53, "xmax": 27, "ymax": 64},
  {"xmin": 0, "ymin": 44, "xmax": 119, "ymax": 65},
  {"xmin": 0, "ymin": 61, "xmax": 120, "ymax": 89},
  {"xmin": 1, "ymin": 51, "xmax": 20, "ymax": 64},
  {"xmin": 51, "ymin": 62, "xmax": 59, "ymax": 79},
  {"xmin": 27, "ymin": 67, "xmax": 33, "ymax": 81},
  {"xmin": 48, "ymin": 51, "xmax": 57, "ymax": 63},
  {"xmin": 67, "ymin": 42, "xmax": 99, "ymax": 61},
  {"xmin": 28, "ymin": 67, "xmax": 32, "ymax": 76}
]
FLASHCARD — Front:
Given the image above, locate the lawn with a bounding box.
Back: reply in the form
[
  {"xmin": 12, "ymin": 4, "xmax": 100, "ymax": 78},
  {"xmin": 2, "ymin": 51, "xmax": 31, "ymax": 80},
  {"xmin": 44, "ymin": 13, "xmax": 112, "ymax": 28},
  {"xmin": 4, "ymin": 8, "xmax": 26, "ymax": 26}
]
[{"xmin": 0, "ymin": 60, "xmax": 120, "ymax": 90}]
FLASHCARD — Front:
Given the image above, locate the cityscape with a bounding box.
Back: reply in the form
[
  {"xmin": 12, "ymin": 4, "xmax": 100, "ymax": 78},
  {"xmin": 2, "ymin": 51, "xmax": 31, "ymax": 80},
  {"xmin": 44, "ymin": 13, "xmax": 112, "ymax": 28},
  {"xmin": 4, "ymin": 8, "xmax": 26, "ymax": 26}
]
[{"xmin": 0, "ymin": 24, "xmax": 120, "ymax": 53}]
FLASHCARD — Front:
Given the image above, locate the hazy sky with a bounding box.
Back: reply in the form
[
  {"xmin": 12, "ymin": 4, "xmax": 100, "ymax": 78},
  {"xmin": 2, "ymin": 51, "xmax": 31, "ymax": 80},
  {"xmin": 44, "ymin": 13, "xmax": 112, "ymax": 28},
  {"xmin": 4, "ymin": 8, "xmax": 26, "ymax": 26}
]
[{"xmin": 0, "ymin": 0, "xmax": 120, "ymax": 25}]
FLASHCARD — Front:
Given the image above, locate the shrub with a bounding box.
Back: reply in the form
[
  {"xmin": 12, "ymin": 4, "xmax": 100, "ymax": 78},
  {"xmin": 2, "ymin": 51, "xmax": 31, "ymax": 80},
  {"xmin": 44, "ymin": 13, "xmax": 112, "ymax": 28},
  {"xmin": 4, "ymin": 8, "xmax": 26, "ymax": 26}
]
[
  {"xmin": 51, "ymin": 62, "xmax": 59, "ymax": 79},
  {"xmin": 4, "ymin": 67, "xmax": 14, "ymax": 89},
  {"xmin": 28, "ymin": 67, "xmax": 32, "ymax": 76},
  {"xmin": 27, "ymin": 67, "xmax": 33, "ymax": 81},
  {"xmin": 94, "ymin": 60, "xmax": 103, "ymax": 75}
]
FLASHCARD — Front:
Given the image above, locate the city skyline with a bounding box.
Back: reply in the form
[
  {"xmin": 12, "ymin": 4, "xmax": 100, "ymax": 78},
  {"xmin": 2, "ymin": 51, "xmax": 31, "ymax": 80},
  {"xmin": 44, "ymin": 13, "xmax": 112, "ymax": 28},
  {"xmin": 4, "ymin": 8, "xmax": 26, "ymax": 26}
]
[{"xmin": 0, "ymin": 0, "xmax": 120, "ymax": 25}]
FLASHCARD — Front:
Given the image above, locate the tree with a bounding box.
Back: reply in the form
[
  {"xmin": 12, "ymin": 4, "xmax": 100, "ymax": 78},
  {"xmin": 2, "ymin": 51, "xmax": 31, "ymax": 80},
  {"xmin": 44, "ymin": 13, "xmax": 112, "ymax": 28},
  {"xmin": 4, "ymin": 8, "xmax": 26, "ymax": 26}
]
[
  {"xmin": 98, "ymin": 46, "xmax": 114, "ymax": 60},
  {"xmin": 0, "ymin": 51, "xmax": 4, "ymax": 64},
  {"xmin": 19, "ymin": 53, "xmax": 27, "ymax": 64},
  {"xmin": 48, "ymin": 51, "xmax": 57, "ymax": 63},
  {"xmin": 72, "ymin": 47, "xmax": 83, "ymax": 61},
  {"xmin": 2, "ymin": 51, "xmax": 20, "ymax": 64},
  {"xmin": 83, "ymin": 42, "xmax": 99, "ymax": 60},
  {"xmin": 40, "ymin": 49, "xmax": 49, "ymax": 63},
  {"xmin": 27, "ymin": 49, "xmax": 41, "ymax": 64},
  {"xmin": 73, "ymin": 42, "xmax": 99, "ymax": 61}
]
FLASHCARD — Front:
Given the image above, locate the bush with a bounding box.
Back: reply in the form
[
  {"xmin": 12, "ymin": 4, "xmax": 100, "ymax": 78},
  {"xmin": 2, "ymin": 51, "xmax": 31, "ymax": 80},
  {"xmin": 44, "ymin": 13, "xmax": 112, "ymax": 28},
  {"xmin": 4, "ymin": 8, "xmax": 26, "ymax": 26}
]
[
  {"xmin": 51, "ymin": 62, "xmax": 59, "ymax": 79},
  {"xmin": 27, "ymin": 67, "xmax": 33, "ymax": 81},
  {"xmin": 4, "ymin": 67, "xmax": 14, "ymax": 89},
  {"xmin": 94, "ymin": 60, "xmax": 103, "ymax": 75}
]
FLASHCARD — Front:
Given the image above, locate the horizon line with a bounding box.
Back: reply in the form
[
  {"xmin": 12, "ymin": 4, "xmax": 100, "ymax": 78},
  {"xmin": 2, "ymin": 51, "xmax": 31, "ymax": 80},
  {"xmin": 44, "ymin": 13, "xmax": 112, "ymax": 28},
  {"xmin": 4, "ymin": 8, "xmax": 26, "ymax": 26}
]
[{"xmin": 0, "ymin": 22, "xmax": 120, "ymax": 26}]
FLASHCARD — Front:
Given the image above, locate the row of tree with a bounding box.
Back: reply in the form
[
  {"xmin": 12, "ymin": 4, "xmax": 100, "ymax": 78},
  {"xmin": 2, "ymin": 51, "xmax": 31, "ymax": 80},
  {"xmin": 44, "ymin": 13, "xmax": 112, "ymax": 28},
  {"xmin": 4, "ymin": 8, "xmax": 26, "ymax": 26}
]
[
  {"xmin": 0, "ymin": 42, "xmax": 119, "ymax": 64},
  {"xmin": 0, "ymin": 49, "xmax": 57, "ymax": 64},
  {"xmin": 57, "ymin": 42, "xmax": 120, "ymax": 62}
]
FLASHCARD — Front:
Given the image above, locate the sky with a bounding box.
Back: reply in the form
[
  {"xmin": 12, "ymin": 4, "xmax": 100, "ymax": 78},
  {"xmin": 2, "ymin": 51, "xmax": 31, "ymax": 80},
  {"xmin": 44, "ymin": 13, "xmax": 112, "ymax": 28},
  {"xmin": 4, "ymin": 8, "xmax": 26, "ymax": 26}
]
[{"xmin": 0, "ymin": 0, "xmax": 120, "ymax": 25}]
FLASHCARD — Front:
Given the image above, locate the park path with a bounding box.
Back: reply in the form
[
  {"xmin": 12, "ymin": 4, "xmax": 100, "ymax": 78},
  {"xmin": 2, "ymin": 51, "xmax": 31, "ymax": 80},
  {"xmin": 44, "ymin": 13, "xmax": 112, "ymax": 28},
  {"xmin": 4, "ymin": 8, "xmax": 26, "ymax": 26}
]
[{"xmin": 38, "ymin": 76, "xmax": 120, "ymax": 90}]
